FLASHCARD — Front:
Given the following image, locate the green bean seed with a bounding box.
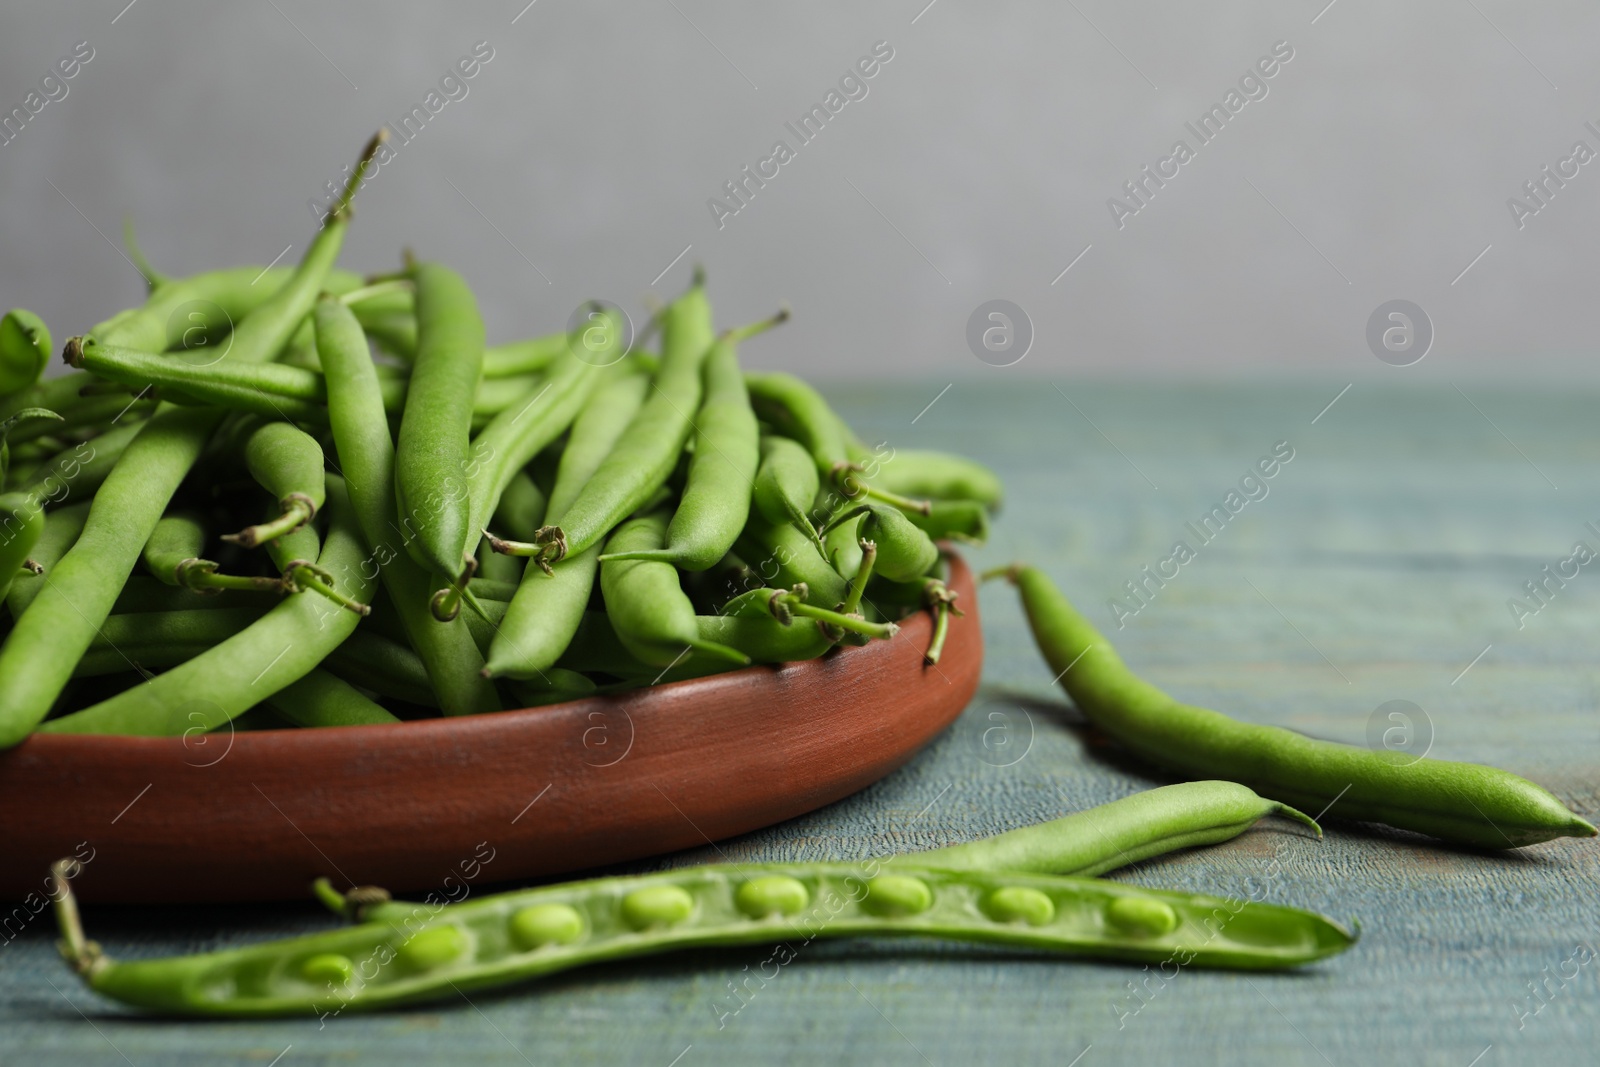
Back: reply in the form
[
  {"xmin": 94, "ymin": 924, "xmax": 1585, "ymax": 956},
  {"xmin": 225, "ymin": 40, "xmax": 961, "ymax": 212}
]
[{"xmin": 1000, "ymin": 563, "xmax": 1599, "ymax": 848}]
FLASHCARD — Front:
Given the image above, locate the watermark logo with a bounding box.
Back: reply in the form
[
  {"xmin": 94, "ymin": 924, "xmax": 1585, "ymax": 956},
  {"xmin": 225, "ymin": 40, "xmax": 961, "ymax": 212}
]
[
  {"xmin": 966, "ymin": 700, "xmax": 1034, "ymax": 768},
  {"xmin": 565, "ymin": 300, "xmax": 633, "ymax": 367},
  {"xmin": 180, "ymin": 700, "xmax": 234, "ymax": 768},
  {"xmin": 966, "ymin": 300, "xmax": 1032, "ymax": 368},
  {"xmin": 1364, "ymin": 699, "xmax": 1432, "ymax": 765},
  {"xmin": 581, "ymin": 708, "xmax": 634, "ymax": 768},
  {"xmin": 1366, "ymin": 299, "xmax": 1432, "ymax": 367},
  {"xmin": 165, "ymin": 300, "xmax": 234, "ymax": 366}
]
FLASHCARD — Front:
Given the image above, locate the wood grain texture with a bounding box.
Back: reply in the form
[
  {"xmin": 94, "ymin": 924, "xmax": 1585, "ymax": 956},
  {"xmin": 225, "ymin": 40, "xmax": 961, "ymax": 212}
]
[{"xmin": 2, "ymin": 382, "xmax": 1595, "ymax": 1066}]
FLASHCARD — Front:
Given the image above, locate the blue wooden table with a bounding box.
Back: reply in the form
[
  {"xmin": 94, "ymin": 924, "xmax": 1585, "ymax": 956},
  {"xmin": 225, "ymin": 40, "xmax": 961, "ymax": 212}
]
[{"xmin": 4, "ymin": 381, "xmax": 1596, "ymax": 1065}]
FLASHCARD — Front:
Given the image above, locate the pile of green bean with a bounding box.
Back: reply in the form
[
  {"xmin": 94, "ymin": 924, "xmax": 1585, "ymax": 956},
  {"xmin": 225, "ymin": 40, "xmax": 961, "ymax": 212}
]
[{"xmin": 0, "ymin": 133, "xmax": 1001, "ymax": 745}]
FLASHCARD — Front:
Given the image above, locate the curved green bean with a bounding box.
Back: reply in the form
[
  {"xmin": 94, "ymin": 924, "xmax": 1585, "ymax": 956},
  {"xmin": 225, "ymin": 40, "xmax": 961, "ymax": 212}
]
[
  {"xmin": 5, "ymin": 500, "xmax": 88, "ymax": 616},
  {"xmin": 142, "ymin": 512, "xmax": 283, "ymax": 595},
  {"xmin": 906, "ymin": 781, "xmax": 1319, "ymax": 879},
  {"xmin": 753, "ymin": 434, "xmax": 823, "ymax": 546},
  {"xmin": 599, "ymin": 512, "xmax": 747, "ymax": 668},
  {"xmin": 225, "ymin": 421, "xmax": 325, "ymax": 548},
  {"xmin": 998, "ymin": 563, "xmax": 1599, "ymax": 848}
]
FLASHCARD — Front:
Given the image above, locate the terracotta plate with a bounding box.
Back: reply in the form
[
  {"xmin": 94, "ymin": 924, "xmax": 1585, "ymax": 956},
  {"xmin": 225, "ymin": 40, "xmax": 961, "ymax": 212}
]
[{"xmin": 0, "ymin": 556, "xmax": 981, "ymax": 903}]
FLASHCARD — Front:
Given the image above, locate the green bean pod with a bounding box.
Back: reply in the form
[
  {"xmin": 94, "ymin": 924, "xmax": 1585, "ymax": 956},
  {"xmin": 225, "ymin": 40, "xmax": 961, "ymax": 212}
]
[
  {"xmin": 598, "ymin": 332, "xmax": 760, "ymax": 572},
  {"xmin": 531, "ymin": 277, "xmax": 714, "ymax": 567},
  {"xmin": 476, "ymin": 471, "xmax": 544, "ymax": 585},
  {"xmin": 826, "ymin": 504, "xmax": 938, "ymax": 583},
  {"xmin": 395, "ymin": 261, "xmax": 486, "ymax": 579},
  {"xmin": 313, "ymin": 298, "xmax": 499, "ymax": 716},
  {"xmin": 0, "ymin": 309, "xmax": 51, "ymax": 395},
  {"xmin": 599, "ymin": 513, "xmax": 747, "ymax": 668},
  {"xmin": 905, "ymin": 499, "xmax": 989, "ymax": 544},
  {"xmin": 221, "ymin": 421, "xmax": 325, "ymax": 548},
  {"xmin": 5, "ymin": 500, "xmax": 88, "ymax": 616},
  {"xmin": 49, "ymin": 859, "xmax": 1354, "ymax": 1017},
  {"xmin": 39, "ymin": 479, "xmax": 373, "ymax": 737},
  {"xmin": 746, "ymin": 371, "xmax": 852, "ymax": 481},
  {"xmin": 0, "ymin": 492, "xmax": 44, "ymax": 604},
  {"xmin": 1002, "ymin": 564, "xmax": 1599, "ymax": 848},
  {"xmin": 906, "ymin": 781, "xmax": 1320, "ymax": 879},
  {"xmin": 265, "ymin": 670, "xmax": 400, "ymax": 727},
  {"xmin": 142, "ymin": 512, "xmax": 283, "ymax": 595},
  {"xmin": 483, "ymin": 370, "xmax": 651, "ymax": 680},
  {"xmin": 734, "ymin": 513, "xmax": 849, "ymax": 609},
  {"xmin": 867, "ymin": 447, "xmax": 1004, "ymax": 512},
  {"xmin": 462, "ymin": 332, "xmax": 617, "ymax": 580},
  {"xmin": 12, "ymin": 422, "xmax": 142, "ymax": 512},
  {"xmin": 753, "ymin": 434, "xmax": 822, "ymax": 543}
]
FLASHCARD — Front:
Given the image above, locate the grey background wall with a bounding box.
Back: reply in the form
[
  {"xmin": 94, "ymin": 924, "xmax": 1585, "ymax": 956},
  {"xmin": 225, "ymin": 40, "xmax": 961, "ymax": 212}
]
[{"xmin": 2, "ymin": 0, "xmax": 1597, "ymax": 381}]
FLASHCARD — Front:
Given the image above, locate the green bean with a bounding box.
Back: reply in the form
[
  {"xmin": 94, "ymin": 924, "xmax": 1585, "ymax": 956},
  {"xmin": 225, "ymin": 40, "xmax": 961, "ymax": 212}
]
[
  {"xmin": 505, "ymin": 668, "xmax": 596, "ymax": 709},
  {"xmin": 0, "ymin": 492, "xmax": 44, "ymax": 604},
  {"xmin": 313, "ymin": 297, "xmax": 499, "ymax": 716},
  {"xmin": 394, "ymin": 261, "xmax": 486, "ymax": 581},
  {"xmin": 5, "ymin": 500, "xmax": 88, "ymax": 616},
  {"xmin": 822, "ymin": 503, "xmax": 938, "ymax": 583},
  {"xmin": 450, "ymin": 319, "xmax": 620, "ymax": 612},
  {"xmin": 866, "ymin": 447, "xmax": 1004, "ymax": 512},
  {"xmin": 746, "ymin": 373, "xmax": 927, "ymax": 514},
  {"xmin": 600, "ymin": 513, "xmax": 747, "ymax": 668},
  {"xmin": 598, "ymin": 318, "xmax": 779, "ymax": 571},
  {"xmin": 0, "ymin": 309, "xmax": 51, "ymax": 394},
  {"xmin": 12, "ymin": 422, "xmax": 141, "ymax": 512},
  {"xmin": 142, "ymin": 512, "xmax": 283, "ymax": 595},
  {"xmin": 484, "ymin": 332, "xmax": 567, "ymax": 378},
  {"xmin": 265, "ymin": 518, "xmax": 371, "ymax": 618},
  {"xmin": 325, "ymin": 631, "xmax": 436, "ymax": 708},
  {"xmin": 266, "ymin": 669, "xmax": 400, "ymax": 727},
  {"xmin": 0, "ymin": 136, "xmax": 383, "ymax": 748},
  {"xmin": 0, "ymin": 408, "xmax": 62, "ymax": 483},
  {"xmin": 734, "ymin": 512, "xmax": 849, "ymax": 609},
  {"xmin": 66, "ymin": 339, "xmax": 342, "ymax": 422},
  {"xmin": 88, "ymin": 606, "xmax": 270, "ymax": 660},
  {"xmin": 482, "ymin": 369, "xmax": 651, "ymax": 680},
  {"xmin": 998, "ymin": 563, "xmax": 1599, "ymax": 848},
  {"xmin": 905, "ymin": 499, "xmax": 989, "ymax": 544},
  {"xmin": 476, "ymin": 471, "xmax": 545, "ymax": 585},
  {"xmin": 85, "ymin": 262, "xmax": 362, "ymax": 354},
  {"xmin": 39, "ymin": 479, "xmax": 372, "ymax": 737},
  {"xmin": 905, "ymin": 782, "xmax": 1319, "ymax": 879},
  {"xmin": 110, "ymin": 576, "xmax": 274, "ymax": 615},
  {"xmin": 49, "ymin": 857, "xmax": 1354, "ymax": 1017},
  {"xmin": 753, "ymin": 434, "xmax": 823, "ymax": 546},
  {"xmin": 821, "ymin": 509, "xmax": 865, "ymax": 583},
  {"xmin": 525, "ymin": 275, "xmax": 714, "ymax": 568},
  {"xmin": 224, "ymin": 421, "xmax": 325, "ymax": 548},
  {"xmin": 722, "ymin": 584, "xmax": 898, "ymax": 642}
]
